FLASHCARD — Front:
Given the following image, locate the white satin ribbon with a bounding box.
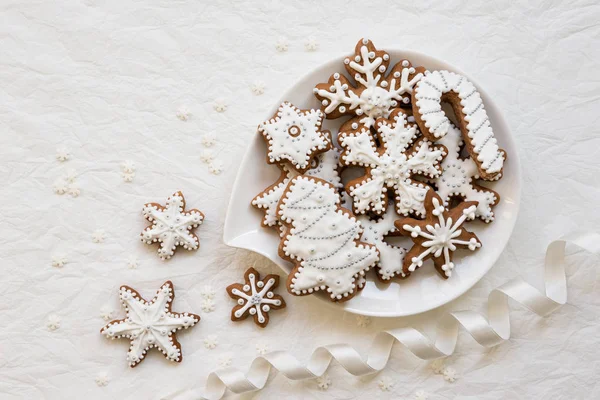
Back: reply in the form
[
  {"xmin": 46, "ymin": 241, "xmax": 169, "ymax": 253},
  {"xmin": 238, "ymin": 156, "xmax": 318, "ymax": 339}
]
[{"xmin": 164, "ymin": 231, "xmax": 600, "ymax": 400}]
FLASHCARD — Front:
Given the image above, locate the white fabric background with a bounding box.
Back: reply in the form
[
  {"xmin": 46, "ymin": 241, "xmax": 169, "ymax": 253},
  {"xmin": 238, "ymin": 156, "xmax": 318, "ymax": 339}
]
[{"xmin": 1, "ymin": 1, "xmax": 599, "ymax": 399}]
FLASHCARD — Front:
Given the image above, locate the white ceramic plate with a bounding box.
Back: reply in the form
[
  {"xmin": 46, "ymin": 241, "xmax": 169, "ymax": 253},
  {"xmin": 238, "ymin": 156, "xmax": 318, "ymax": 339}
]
[{"xmin": 223, "ymin": 49, "xmax": 522, "ymax": 317}]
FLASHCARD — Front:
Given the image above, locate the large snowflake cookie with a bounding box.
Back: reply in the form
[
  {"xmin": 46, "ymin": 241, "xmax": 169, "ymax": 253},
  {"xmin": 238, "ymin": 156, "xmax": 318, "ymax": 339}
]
[
  {"xmin": 359, "ymin": 206, "xmax": 408, "ymax": 282},
  {"xmin": 339, "ymin": 108, "xmax": 446, "ymax": 217},
  {"xmin": 141, "ymin": 191, "xmax": 204, "ymax": 260},
  {"xmin": 252, "ymin": 148, "xmax": 342, "ymax": 230},
  {"xmin": 258, "ymin": 101, "xmax": 332, "ymax": 173},
  {"xmin": 434, "ymin": 123, "xmax": 500, "ymax": 222},
  {"xmin": 100, "ymin": 281, "xmax": 200, "ymax": 367},
  {"xmin": 313, "ymin": 38, "xmax": 424, "ymax": 128},
  {"xmin": 395, "ymin": 190, "xmax": 481, "ymax": 279},
  {"xmin": 277, "ymin": 176, "xmax": 379, "ymax": 301},
  {"xmin": 226, "ymin": 267, "xmax": 286, "ymax": 328},
  {"xmin": 412, "ymin": 70, "xmax": 505, "ymax": 179}
]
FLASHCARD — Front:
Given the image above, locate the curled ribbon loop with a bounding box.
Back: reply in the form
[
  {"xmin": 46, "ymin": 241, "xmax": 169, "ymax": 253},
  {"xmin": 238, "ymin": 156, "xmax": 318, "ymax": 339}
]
[{"xmin": 165, "ymin": 232, "xmax": 600, "ymax": 400}]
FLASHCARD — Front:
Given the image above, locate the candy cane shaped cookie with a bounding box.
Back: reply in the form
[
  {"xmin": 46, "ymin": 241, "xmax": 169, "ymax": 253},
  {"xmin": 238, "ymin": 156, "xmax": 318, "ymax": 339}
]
[{"xmin": 412, "ymin": 70, "xmax": 505, "ymax": 180}]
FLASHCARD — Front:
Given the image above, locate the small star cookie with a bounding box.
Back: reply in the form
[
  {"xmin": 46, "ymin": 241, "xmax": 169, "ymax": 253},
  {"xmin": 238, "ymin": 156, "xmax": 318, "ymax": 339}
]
[
  {"xmin": 141, "ymin": 191, "xmax": 204, "ymax": 260},
  {"xmin": 258, "ymin": 101, "xmax": 332, "ymax": 173},
  {"xmin": 100, "ymin": 281, "xmax": 200, "ymax": 367},
  {"xmin": 395, "ymin": 190, "xmax": 481, "ymax": 279},
  {"xmin": 226, "ymin": 267, "xmax": 286, "ymax": 328}
]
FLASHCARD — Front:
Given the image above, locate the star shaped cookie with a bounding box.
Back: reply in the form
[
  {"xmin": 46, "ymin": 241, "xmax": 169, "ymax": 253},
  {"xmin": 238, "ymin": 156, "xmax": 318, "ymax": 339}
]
[
  {"xmin": 141, "ymin": 191, "xmax": 204, "ymax": 260},
  {"xmin": 258, "ymin": 101, "xmax": 332, "ymax": 173},
  {"xmin": 100, "ymin": 281, "xmax": 200, "ymax": 367},
  {"xmin": 395, "ymin": 190, "xmax": 481, "ymax": 279}
]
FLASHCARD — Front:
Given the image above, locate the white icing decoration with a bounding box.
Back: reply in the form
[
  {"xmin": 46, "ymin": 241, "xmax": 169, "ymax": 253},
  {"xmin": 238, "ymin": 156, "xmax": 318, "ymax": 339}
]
[
  {"xmin": 340, "ymin": 110, "xmax": 445, "ymax": 216},
  {"xmin": 100, "ymin": 305, "xmax": 113, "ymax": 321},
  {"xmin": 213, "ymin": 99, "xmax": 227, "ymax": 113},
  {"xmin": 46, "ymin": 314, "xmax": 60, "ymax": 331},
  {"xmin": 251, "ymin": 81, "xmax": 265, "ymax": 95},
  {"xmin": 208, "ymin": 161, "xmax": 223, "ymax": 175},
  {"xmin": 252, "ymin": 148, "xmax": 342, "ymax": 228},
  {"xmin": 413, "ymin": 70, "xmax": 504, "ymax": 175},
  {"xmin": 434, "ymin": 124, "xmax": 499, "ymax": 222},
  {"xmin": 229, "ymin": 271, "xmax": 283, "ymax": 325},
  {"xmin": 256, "ymin": 342, "xmax": 269, "ymax": 355},
  {"xmin": 56, "ymin": 147, "xmax": 70, "ymax": 162},
  {"xmin": 204, "ymin": 335, "xmax": 218, "ymax": 349},
  {"xmin": 258, "ymin": 102, "xmax": 331, "ymax": 171},
  {"xmin": 201, "ymin": 298, "xmax": 215, "ymax": 313},
  {"xmin": 200, "ymin": 150, "xmax": 214, "ymax": 164},
  {"xmin": 278, "ymin": 176, "xmax": 379, "ymax": 300},
  {"xmin": 403, "ymin": 196, "xmax": 481, "ymax": 277},
  {"xmin": 141, "ymin": 192, "xmax": 204, "ymax": 260},
  {"xmin": 305, "ymin": 37, "xmax": 319, "ymax": 51},
  {"xmin": 275, "ymin": 37, "xmax": 288, "ymax": 52},
  {"xmin": 92, "ymin": 229, "xmax": 105, "ymax": 243},
  {"xmin": 316, "ymin": 374, "xmax": 331, "ymax": 390},
  {"xmin": 95, "ymin": 372, "xmax": 109, "ymax": 387},
  {"xmin": 200, "ymin": 285, "xmax": 216, "ymax": 299},
  {"xmin": 443, "ymin": 367, "xmax": 458, "ymax": 382},
  {"xmin": 314, "ymin": 40, "xmax": 423, "ymax": 127},
  {"xmin": 378, "ymin": 376, "xmax": 394, "ymax": 391},
  {"xmin": 53, "ymin": 169, "xmax": 80, "ymax": 197},
  {"xmin": 359, "ymin": 207, "xmax": 407, "ymax": 281},
  {"xmin": 126, "ymin": 256, "xmax": 139, "ymax": 269},
  {"xmin": 51, "ymin": 254, "xmax": 67, "ymax": 268},
  {"xmin": 100, "ymin": 281, "xmax": 199, "ymax": 367},
  {"xmin": 176, "ymin": 105, "xmax": 191, "ymax": 121},
  {"xmin": 201, "ymin": 133, "xmax": 216, "ymax": 147}
]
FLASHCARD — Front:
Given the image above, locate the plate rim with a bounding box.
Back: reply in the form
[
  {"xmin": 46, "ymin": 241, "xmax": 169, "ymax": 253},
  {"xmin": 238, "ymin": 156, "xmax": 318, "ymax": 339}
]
[{"xmin": 224, "ymin": 47, "xmax": 522, "ymax": 318}]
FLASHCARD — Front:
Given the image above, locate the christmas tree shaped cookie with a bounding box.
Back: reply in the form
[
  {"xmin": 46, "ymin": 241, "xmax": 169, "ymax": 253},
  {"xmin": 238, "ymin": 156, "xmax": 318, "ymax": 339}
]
[{"xmin": 277, "ymin": 176, "xmax": 379, "ymax": 301}]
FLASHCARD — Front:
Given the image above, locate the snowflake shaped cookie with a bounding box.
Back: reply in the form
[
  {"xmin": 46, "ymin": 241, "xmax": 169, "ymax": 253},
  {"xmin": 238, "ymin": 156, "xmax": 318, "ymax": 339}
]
[
  {"xmin": 258, "ymin": 102, "xmax": 332, "ymax": 173},
  {"xmin": 100, "ymin": 281, "xmax": 200, "ymax": 367},
  {"xmin": 141, "ymin": 191, "xmax": 204, "ymax": 260},
  {"xmin": 226, "ymin": 267, "xmax": 286, "ymax": 328},
  {"xmin": 433, "ymin": 123, "xmax": 500, "ymax": 222},
  {"xmin": 339, "ymin": 108, "xmax": 446, "ymax": 216},
  {"xmin": 313, "ymin": 38, "xmax": 424, "ymax": 128},
  {"xmin": 359, "ymin": 206, "xmax": 408, "ymax": 281},
  {"xmin": 396, "ymin": 190, "xmax": 481, "ymax": 279},
  {"xmin": 277, "ymin": 176, "xmax": 379, "ymax": 301},
  {"xmin": 252, "ymin": 147, "xmax": 342, "ymax": 230}
]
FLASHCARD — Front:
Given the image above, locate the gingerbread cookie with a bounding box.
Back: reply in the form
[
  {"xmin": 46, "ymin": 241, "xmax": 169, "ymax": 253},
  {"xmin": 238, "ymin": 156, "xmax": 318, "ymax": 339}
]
[
  {"xmin": 277, "ymin": 176, "xmax": 379, "ymax": 301},
  {"xmin": 395, "ymin": 190, "xmax": 481, "ymax": 279},
  {"xmin": 433, "ymin": 123, "xmax": 500, "ymax": 222},
  {"xmin": 412, "ymin": 70, "xmax": 505, "ymax": 179},
  {"xmin": 339, "ymin": 108, "xmax": 446, "ymax": 216},
  {"xmin": 258, "ymin": 101, "xmax": 332, "ymax": 173},
  {"xmin": 226, "ymin": 267, "xmax": 286, "ymax": 328},
  {"xmin": 100, "ymin": 281, "xmax": 200, "ymax": 367},
  {"xmin": 252, "ymin": 146, "xmax": 342, "ymax": 230},
  {"xmin": 141, "ymin": 191, "xmax": 204, "ymax": 260},
  {"xmin": 313, "ymin": 38, "xmax": 424, "ymax": 128},
  {"xmin": 359, "ymin": 206, "xmax": 408, "ymax": 282}
]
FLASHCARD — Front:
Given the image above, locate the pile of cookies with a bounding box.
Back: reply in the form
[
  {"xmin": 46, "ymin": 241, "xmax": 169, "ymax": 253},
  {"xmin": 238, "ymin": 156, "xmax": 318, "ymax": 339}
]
[{"xmin": 253, "ymin": 38, "xmax": 506, "ymax": 302}]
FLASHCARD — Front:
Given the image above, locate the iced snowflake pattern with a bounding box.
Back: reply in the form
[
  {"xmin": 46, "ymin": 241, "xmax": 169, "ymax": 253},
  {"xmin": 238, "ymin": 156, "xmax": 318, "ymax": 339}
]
[
  {"xmin": 218, "ymin": 355, "xmax": 232, "ymax": 368},
  {"xmin": 200, "ymin": 285, "xmax": 216, "ymax": 300},
  {"xmin": 56, "ymin": 147, "xmax": 70, "ymax": 162},
  {"xmin": 204, "ymin": 335, "xmax": 218, "ymax": 349},
  {"xmin": 141, "ymin": 192, "xmax": 204, "ymax": 260},
  {"xmin": 176, "ymin": 105, "xmax": 191, "ymax": 121},
  {"xmin": 95, "ymin": 372, "xmax": 109, "ymax": 387},
  {"xmin": 339, "ymin": 108, "xmax": 445, "ymax": 216},
  {"xmin": 275, "ymin": 37, "xmax": 288, "ymax": 52},
  {"xmin": 53, "ymin": 169, "xmax": 80, "ymax": 197},
  {"xmin": 397, "ymin": 190, "xmax": 481, "ymax": 279},
  {"xmin": 126, "ymin": 256, "xmax": 139, "ymax": 269},
  {"xmin": 226, "ymin": 267, "xmax": 286, "ymax": 328},
  {"xmin": 415, "ymin": 390, "xmax": 429, "ymax": 400},
  {"xmin": 443, "ymin": 367, "xmax": 457, "ymax": 382},
  {"xmin": 314, "ymin": 38, "xmax": 424, "ymax": 128},
  {"xmin": 256, "ymin": 342, "xmax": 269, "ymax": 356},
  {"xmin": 251, "ymin": 81, "xmax": 265, "ymax": 95},
  {"xmin": 434, "ymin": 123, "xmax": 500, "ymax": 222},
  {"xmin": 305, "ymin": 37, "xmax": 319, "ymax": 51},
  {"xmin": 200, "ymin": 150, "xmax": 214, "ymax": 164},
  {"xmin": 51, "ymin": 254, "xmax": 67, "ymax": 268},
  {"xmin": 201, "ymin": 298, "xmax": 215, "ymax": 313},
  {"xmin": 316, "ymin": 374, "xmax": 331, "ymax": 390},
  {"xmin": 47, "ymin": 314, "xmax": 61, "ymax": 331},
  {"xmin": 213, "ymin": 100, "xmax": 227, "ymax": 113},
  {"xmin": 92, "ymin": 229, "xmax": 105, "ymax": 243},
  {"xmin": 100, "ymin": 305, "xmax": 113, "ymax": 321},
  {"xmin": 201, "ymin": 133, "xmax": 216, "ymax": 147},
  {"xmin": 208, "ymin": 161, "xmax": 223, "ymax": 175},
  {"xmin": 100, "ymin": 281, "xmax": 200, "ymax": 367},
  {"xmin": 430, "ymin": 358, "xmax": 445, "ymax": 374},
  {"xmin": 377, "ymin": 376, "xmax": 394, "ymax": 391}
]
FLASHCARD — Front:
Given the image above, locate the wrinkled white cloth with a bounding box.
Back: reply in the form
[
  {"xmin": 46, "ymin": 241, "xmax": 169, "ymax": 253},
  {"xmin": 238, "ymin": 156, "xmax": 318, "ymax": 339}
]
[{"xmin": 0, "ymin": 1, "xmax": 599, "ymax": 400}]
